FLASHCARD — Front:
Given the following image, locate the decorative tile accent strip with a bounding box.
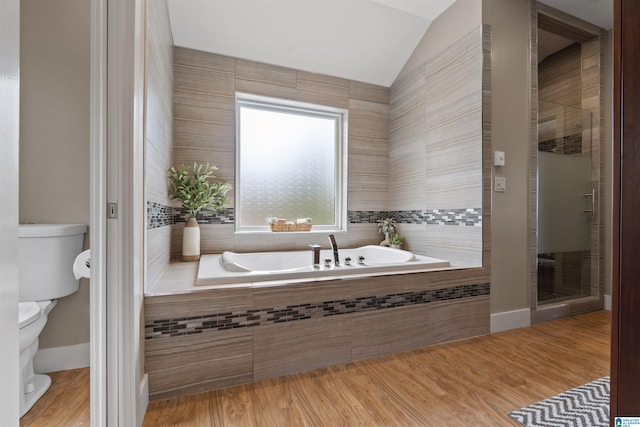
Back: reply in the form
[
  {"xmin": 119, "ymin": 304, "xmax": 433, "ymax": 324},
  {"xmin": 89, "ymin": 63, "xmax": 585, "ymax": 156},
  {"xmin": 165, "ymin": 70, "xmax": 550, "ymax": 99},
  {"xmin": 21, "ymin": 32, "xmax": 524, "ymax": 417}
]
[
  {"xmin": 147, "ymin": 201, "xmax": 172, "ymax": 229},
  {"xmin": 172, "ymin": 207, "xmax": 235, "ymax": 225},
  {"xmin": 348, "ymin": 210, "xmax": 389, "ymax": 224},
  {"xmin": 148, "ymin": 207, "xmax": 482, "ymax": 228},
  {"xmin": 349, "ymin": 209, "xmax": 482, "ymax": 226},
  {"xmin": 390, "ymin": 208, "xmax": 482, "ymax": 227},
  {"xmin": 144, "ymin": 282, "xmax": 490, "ymax": 340}
]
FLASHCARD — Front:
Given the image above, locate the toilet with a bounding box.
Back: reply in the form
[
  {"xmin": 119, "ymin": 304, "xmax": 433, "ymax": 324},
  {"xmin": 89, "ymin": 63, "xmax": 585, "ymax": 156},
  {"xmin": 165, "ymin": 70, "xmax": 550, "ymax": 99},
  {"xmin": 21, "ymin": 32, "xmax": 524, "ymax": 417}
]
[{"xmin": 17, "ymin": 224, "xmax": 87, "ymax": 417}]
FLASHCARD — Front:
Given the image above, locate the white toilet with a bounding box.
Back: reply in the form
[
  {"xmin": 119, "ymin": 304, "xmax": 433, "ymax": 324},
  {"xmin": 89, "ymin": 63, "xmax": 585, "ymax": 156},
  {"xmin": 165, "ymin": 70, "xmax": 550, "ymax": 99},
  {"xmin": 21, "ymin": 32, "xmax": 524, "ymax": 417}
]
[{"xmin": 18, "ymin": 223, "xmax": 87, "ymax": 417}]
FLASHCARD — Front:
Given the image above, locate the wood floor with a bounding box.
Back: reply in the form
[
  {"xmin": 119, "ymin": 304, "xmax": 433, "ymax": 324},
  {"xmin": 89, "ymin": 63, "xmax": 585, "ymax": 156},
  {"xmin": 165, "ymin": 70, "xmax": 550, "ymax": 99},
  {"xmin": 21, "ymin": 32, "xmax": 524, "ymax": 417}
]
[
  {"xmin": 20, "ymin": 367, "xmax": 89, "ymax": 426},
  {"xmin": 20, "ymin": 311, "xmax": 610, "ymax": 426}
]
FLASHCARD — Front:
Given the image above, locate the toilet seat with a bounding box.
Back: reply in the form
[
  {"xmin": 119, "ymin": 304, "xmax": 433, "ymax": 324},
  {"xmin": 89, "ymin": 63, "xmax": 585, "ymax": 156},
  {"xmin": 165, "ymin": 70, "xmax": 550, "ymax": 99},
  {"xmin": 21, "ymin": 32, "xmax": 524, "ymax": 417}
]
[{"xmin": 19, "ymin": 302, "xmax": 41, "ymax": 329}]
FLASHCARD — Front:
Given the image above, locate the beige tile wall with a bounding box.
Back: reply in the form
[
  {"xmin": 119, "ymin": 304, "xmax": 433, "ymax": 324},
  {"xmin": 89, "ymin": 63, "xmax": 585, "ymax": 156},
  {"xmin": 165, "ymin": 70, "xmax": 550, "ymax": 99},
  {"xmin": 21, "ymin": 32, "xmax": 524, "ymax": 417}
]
[
  {"xmin": 145, "ymin": 0, "xmax": 174, "ymax": 286},
  {"xmin": 145, "ymin": 267, "xmax": 490, "ymax": 400},
  {"xmin": 164, "ymin": 28, "xmax": 487, "ymax": 269},
  {"xmin": 171, "ymin": 47, "xmax": 390, "ymax": 258},
  {"xmin": 390, "ymin": 26, "xmax": 485, "ymax": 267}
]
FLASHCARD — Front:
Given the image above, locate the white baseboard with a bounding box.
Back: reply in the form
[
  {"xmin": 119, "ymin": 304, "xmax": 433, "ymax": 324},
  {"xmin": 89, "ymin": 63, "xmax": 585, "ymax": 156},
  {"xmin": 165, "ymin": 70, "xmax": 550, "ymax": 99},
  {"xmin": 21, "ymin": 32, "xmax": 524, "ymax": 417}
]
[
  {"xmin": 34, "ymin": 342, "xmax": 90, "ymax": 374},
  {"xmin": 490, "ymin": 308, "xmax": 531, "ymax": 333},
  {"xmin": 137, "ymin": 374, "xmax": 149, "ymax": 427},
  {"xmin": 604, "ymin": 294, "xmax": 612, "ymax": 311}
]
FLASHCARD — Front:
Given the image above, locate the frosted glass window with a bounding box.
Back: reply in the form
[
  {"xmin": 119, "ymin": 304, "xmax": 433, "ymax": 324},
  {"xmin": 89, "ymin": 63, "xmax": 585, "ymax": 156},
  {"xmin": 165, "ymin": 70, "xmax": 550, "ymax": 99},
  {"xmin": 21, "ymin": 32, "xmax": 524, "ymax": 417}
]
[{"xmin": 236, "ymin": 94, "xmax": 347, "ymax": 231}]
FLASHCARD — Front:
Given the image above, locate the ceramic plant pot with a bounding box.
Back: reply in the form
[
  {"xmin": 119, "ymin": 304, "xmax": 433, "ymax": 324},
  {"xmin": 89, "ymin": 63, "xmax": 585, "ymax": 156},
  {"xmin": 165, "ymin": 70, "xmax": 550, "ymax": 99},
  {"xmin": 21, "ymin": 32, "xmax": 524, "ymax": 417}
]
[{"xmin": 182, "ymin": 217, "xmax": 200, "ymax": 261}]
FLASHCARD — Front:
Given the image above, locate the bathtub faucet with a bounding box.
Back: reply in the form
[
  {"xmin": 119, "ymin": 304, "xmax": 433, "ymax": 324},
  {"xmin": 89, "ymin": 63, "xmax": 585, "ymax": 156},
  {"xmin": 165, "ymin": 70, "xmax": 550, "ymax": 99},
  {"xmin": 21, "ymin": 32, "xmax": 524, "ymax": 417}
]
[
  {"xmin": 309, "ymin": 244, "xmax": 322, "ymax": 268},
  {"xmin": 328, "ymin": 234, "xmax": 340, "ymax": 266}
]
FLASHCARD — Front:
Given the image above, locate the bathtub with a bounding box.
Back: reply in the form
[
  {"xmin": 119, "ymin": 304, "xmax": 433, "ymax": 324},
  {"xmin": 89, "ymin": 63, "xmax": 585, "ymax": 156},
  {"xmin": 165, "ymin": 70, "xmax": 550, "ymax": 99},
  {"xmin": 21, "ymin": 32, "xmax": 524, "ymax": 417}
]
[{"xmin": 196, "ymin": 245, "xmax": 450, "ymax": 286}]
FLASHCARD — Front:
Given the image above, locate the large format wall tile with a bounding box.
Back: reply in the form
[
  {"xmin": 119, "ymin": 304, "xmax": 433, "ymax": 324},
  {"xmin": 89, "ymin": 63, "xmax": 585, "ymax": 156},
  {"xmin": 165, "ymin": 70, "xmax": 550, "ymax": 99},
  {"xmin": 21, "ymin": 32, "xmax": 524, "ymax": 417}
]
[
  {"xmin": 253, "ymin": 316, "xmax": 352, "ymax": 381},
  {"xmin": 389, "ymin": 26, "xmax": 485, "ymax": 264},
  {"xmin": 170, "ymin": 47, "xmax": 390, "ymax": 258},
  {"xmin": 352, "ymin": 305, "xmax": 429, "ymax": 361},
  {"xmin": 146, "ymin": 329, "xmax": 253, "ymax": 400},
  {"xmin": 146, "ymin": 0, "xmax": 174, "ymax": 286}
]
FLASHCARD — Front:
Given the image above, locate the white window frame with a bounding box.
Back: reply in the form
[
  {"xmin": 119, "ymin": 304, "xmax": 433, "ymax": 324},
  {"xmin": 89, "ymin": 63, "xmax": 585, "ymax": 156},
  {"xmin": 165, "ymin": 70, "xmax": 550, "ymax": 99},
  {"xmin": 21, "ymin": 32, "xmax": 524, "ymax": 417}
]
[{"xmin": 235, "ymin": 93, "xmax": 348, "ymax": 233}]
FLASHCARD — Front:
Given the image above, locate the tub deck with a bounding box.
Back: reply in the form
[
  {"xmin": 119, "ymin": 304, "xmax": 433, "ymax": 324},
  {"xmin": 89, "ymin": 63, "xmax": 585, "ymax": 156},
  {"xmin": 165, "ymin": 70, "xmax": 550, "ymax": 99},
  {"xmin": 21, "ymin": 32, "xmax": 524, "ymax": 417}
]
[{"xmin": 144, "ymin": 258, "xmax": 490, "ymax": 402}]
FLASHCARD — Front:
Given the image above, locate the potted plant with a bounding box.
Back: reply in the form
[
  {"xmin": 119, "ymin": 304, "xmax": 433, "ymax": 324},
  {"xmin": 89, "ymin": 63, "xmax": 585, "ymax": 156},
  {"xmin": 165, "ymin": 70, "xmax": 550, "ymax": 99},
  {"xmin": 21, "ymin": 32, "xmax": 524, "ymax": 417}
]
[
  {"xmin": 377, "ymin": 217, "xmax": 397, "ymax": 246},
  {"xmin": 389, "ymin": 234, "xmax": 404, "ymax": 249},
  {"xmin": 168, "ymin": 162, "xmax": 231, "ymax": 261}
]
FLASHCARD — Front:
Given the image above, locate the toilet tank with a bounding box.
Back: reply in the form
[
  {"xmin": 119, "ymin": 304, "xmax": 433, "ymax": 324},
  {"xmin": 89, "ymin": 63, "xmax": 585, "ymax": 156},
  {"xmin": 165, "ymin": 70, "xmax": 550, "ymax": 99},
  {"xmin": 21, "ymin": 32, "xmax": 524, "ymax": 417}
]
[{"xmin": 18, "ymin": 224, "xmax": 87, "ymax": 302}]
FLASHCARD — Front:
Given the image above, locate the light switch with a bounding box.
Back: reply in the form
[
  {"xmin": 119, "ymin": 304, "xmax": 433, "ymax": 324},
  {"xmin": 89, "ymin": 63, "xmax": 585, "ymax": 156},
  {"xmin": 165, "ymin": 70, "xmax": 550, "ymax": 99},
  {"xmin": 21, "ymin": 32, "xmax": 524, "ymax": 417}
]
[
  {"xmin": 494, "ymin": 151, "xmax": 505, "ymax": 166},
  {"xmin": 495, "ymin": 176, "xmax": 506, "ymax": 192}
]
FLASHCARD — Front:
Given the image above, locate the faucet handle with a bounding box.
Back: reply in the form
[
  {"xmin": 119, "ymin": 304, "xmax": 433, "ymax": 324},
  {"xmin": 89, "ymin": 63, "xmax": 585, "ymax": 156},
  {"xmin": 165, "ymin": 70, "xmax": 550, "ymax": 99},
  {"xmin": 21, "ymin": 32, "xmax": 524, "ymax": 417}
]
[{"xmin": 309, "ymin": 244, "xmax": 322, "ymax": 250}]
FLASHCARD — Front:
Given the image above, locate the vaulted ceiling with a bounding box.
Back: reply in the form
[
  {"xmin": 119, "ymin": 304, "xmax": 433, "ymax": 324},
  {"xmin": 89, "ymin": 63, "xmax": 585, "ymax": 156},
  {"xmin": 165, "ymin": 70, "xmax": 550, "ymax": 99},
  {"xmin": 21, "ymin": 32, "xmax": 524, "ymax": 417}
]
[{"xmin": 166, "ymin": 0, "xmax": 612, "ymax": 87}]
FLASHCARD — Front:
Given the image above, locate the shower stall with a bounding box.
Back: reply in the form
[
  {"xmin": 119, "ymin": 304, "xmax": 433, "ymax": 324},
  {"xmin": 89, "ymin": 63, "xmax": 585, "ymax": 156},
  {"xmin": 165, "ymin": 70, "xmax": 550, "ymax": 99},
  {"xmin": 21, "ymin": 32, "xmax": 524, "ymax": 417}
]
[{"xmin": 537, "ymin": 101, "xmax": 596, "ymax": 304}]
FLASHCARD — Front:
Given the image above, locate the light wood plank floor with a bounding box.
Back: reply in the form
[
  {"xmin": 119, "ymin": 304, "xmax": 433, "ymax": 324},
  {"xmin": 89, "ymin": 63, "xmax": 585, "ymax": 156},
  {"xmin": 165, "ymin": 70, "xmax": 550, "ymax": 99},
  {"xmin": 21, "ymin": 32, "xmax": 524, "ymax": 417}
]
[
  {"xmin": 20, "ymin": 367, "xmax": 89, "ymax": 426},
  {"xmin": 21, "ymin": 311, "xmax": 610, "ymax": 426}
]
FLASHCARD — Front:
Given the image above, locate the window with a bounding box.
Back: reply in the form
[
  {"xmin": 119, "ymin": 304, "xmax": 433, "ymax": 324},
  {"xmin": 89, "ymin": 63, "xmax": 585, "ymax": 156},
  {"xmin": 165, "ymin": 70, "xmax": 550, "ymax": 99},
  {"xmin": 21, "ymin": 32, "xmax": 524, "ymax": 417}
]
[{"xmin": 235, "ymin": 93, "xmax": 347, "ymax": 232}]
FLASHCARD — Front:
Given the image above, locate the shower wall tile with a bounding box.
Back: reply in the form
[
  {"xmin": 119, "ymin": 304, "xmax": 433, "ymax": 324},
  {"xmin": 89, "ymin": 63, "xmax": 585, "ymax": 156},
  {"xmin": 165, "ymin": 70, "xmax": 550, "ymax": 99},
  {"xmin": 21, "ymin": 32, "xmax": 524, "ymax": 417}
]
[{"xmin": 538, "ymin": 43, "xmax": 581, "ymax": 108}]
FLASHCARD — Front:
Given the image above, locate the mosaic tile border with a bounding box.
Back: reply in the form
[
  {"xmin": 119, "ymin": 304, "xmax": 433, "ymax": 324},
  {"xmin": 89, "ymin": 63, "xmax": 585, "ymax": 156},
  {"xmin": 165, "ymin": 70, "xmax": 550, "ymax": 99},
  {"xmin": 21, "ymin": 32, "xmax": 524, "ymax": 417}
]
[
  {"xmin": 147, "ymin": 201, "xmax": 172, "ymax": 229},
  {"xmin": 172, "ymin": 206, "xmax": 235, "ymax": 225},
  {"xmin": 145, "ymin": 282, "xmax": 490, "ymax": 340},
  {"xmin": 391, "ymin": 208, "xmax": 483, "ymax": 227},
  {"xmin": 146, "ymin": 206, "xmax": 482, "ymax": 229}
]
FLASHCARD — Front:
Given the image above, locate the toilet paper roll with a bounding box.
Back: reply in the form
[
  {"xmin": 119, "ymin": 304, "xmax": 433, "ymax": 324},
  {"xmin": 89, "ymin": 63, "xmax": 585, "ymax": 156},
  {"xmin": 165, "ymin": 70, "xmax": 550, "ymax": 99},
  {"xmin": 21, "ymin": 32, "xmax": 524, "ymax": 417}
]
[{"xmin": 73, "ymin": 249, "xmax": 91, "ymax": 280}]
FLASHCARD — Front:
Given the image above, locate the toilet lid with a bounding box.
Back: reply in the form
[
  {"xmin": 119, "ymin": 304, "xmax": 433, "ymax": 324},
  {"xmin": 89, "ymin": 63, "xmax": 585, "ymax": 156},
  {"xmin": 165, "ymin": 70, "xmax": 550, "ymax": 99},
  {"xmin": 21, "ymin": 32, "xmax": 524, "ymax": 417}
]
[{"xmin": 19, "ymin": 302, "xmax": 41, "ymax": 329}]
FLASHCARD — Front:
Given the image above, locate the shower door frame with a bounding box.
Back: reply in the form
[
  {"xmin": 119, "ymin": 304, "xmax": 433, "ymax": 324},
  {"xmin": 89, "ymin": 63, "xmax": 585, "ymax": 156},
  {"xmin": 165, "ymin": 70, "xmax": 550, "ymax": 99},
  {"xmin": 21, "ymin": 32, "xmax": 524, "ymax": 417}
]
[{"xmin": 529, "ymin": 2, "xmax": 606, "ymax": 322}]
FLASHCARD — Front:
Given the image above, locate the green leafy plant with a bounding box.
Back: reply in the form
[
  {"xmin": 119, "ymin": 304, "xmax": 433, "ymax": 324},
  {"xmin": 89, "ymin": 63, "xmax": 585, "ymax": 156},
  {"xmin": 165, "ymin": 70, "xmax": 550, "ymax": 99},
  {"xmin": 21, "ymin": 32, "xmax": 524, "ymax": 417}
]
[
  {"xmin": 389, "ymin": 234, "xmax": 404, "ymax": 246},
  {"xmin": 377, "ymin": 217, "xmax": 398, "ymax": 236},
  {"xmin": 168, "ymin": 162, "xmax": 232, "ymax": 219}
]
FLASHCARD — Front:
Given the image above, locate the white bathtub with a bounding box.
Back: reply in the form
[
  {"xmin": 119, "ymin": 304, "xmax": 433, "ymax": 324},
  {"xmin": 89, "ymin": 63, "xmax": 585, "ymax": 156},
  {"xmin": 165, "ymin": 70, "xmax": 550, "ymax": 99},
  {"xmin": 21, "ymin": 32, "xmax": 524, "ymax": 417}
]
[{"xmin": 196, "ymin": 245, "xmax": 450, "ymax": 286}]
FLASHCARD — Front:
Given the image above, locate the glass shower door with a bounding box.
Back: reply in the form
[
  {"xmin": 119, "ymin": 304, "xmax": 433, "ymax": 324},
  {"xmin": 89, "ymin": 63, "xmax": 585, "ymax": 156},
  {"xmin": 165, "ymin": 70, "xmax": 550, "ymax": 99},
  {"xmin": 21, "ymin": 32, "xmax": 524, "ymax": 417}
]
[{"xmin": 537, "ymin": 101, "xmax": 594, "ymax": 304}]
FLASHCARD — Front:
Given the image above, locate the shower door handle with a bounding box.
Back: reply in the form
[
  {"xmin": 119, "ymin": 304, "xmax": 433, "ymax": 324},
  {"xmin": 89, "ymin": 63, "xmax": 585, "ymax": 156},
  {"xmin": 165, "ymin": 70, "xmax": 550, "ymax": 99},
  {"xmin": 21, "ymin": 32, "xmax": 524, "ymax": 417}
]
[{"xmin": 584, "ymin": 189, "xmax": 595, "ymax": 214}]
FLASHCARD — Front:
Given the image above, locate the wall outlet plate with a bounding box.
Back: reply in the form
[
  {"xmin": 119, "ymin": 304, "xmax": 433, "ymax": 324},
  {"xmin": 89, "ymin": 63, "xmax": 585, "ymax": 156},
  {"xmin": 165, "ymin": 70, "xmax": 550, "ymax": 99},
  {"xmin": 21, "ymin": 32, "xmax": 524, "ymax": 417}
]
[{"xmin": 495, "ymin": 176, "xmax": 506, "ymax": 192}]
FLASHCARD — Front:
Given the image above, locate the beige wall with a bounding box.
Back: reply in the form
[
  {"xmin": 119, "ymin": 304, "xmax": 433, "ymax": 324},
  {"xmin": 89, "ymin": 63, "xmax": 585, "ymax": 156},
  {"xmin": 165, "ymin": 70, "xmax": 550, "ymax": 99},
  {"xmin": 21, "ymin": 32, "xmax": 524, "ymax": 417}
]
[
  {"xmin": 20, "ymin": 0, "xmax": 91, "ymax": 348},
  {"xmin": 483, "ymin": 0, "xmax": 532, "ymax": 314}
]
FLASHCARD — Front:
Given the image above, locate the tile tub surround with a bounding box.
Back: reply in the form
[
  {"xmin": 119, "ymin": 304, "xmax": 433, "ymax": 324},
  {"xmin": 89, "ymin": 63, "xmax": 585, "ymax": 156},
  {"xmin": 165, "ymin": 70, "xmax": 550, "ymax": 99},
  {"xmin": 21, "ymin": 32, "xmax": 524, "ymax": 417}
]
[
  {"xmin": 144, "ymin": 264, "xmax": 490, "ymax": 401},
  {"xmin": 170, "ymin": 46, "xmax": 391, "ymax": 259}
]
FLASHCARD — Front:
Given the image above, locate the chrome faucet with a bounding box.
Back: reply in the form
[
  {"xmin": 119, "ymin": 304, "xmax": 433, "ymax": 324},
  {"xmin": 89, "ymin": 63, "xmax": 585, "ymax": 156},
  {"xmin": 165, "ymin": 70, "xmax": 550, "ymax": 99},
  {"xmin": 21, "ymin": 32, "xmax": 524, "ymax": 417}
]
[
  {"xmin": 328, "ymin": 234, "xmax": 339, "ymax": 266},
  {"xmin": 309, "ymin": 244, "xmax": 322, "ymax": 268}
]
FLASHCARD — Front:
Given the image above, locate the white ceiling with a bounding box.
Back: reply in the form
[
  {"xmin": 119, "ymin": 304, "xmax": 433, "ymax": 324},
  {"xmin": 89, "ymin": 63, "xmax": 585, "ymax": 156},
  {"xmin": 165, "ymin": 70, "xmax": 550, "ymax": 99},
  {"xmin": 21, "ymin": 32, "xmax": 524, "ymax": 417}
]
[
  {"xmin": 167, "ymin": 0, "xmax": 456, "ymax": 87},
  {"xmin": 167, "ymin": 0, "xmax": 612, "ymax": 88}
]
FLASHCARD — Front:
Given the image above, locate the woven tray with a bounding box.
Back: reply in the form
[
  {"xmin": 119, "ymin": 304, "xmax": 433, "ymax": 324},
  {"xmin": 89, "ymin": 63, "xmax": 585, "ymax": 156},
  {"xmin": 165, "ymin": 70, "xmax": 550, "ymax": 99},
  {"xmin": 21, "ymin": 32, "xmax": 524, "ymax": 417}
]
[{"xmin": 270, "ymin": 222, "xmax": 313, "ymax": 232}]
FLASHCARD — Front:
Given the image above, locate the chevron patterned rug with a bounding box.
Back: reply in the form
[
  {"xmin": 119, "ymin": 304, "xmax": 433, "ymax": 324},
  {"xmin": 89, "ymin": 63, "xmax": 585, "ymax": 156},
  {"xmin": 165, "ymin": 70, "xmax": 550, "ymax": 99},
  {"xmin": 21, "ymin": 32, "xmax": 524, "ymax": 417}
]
[{"xmin": 509, "ymin": 376, "xmax": 610, "ymax": 427}]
